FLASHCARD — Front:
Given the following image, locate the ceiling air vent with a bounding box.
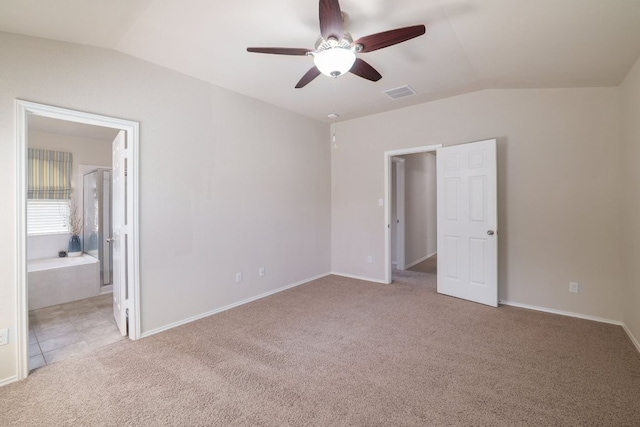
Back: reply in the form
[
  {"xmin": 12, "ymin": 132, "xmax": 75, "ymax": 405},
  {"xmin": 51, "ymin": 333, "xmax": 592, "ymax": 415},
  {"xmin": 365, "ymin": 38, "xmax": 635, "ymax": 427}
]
[{"xmin": 383, "ymin": 85, "xmax": 417, "ymax": 100}]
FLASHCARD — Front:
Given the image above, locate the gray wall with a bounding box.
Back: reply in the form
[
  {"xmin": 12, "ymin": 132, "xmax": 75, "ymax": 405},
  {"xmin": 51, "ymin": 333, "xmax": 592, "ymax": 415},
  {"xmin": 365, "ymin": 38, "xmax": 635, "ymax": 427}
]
[
  {"xmin": 0, "ymin": 32, "xmax": 331, "ymax": 382},
  {"xmin": 621, "ymin": 56, "xmax": 640, "ymax": 347},
  {"xmin": 402, "ymin": 152, "xmax": 437, "ymax": 267},
  {"xmin": 2, "ymin": 31, "xmax": 639, "ymax": 384},
  {"xmin": 331, "ymin": 87, "xmax": 624, "ymax": 323}
]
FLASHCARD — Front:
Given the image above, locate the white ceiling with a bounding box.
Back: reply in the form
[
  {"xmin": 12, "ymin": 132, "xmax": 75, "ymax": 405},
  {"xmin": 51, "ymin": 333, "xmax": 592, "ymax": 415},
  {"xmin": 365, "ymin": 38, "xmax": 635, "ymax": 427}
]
[{"xmin": 2, "ymin": 0, "xmax": 640, "ymax": 122}]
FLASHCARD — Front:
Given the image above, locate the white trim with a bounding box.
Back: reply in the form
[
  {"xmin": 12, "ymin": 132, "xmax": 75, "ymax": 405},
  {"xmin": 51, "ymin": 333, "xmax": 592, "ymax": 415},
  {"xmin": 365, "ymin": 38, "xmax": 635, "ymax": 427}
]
[
  {"xmin": 395, "ymin": 159, "xmax": 405, "ymax": 270},
  {"xmin": 501, "ymin": 300, "xmax": 640, "ymax": 356},
  {"xmin": 622, "ymin": 323, "xmax": 640, "ymax": 354},
  {"xmin": 331, "ymin": 272, "xmax": 388, "ymax": 284},
  {"xmin": 15, "ymin": 101, "xmax": 29, "ymax": 381},
  {"xmin": 404, "ymin": 251, "xmax": 437, "ymax": 270},
  {"xmin": 0, "ymin": 376, "xmax": 19, "ymax": 388},
  {"xmin": 499, "ymin": 300, "xmax": 622, "ymax": 325},
  {"xmin": 384, "ymin": 144, "xmax": 441, "ymax": 284},
  {"xmin": 141, "ymin": 273, "xmax": 331, "ymax": 338},
  {"xmin": 128, "ymin": 125, "xmax": 141, "ymax": 341},
  {"xmin": 15, "ymin": 100, "xmax": 141, "ymax": 382}
]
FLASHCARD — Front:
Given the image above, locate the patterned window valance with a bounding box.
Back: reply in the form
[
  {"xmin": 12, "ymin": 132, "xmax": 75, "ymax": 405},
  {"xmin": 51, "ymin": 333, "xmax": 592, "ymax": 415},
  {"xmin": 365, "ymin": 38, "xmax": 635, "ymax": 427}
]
[{"xmin": 28, "ymin": 148, "xmax": 73, "ymax": 199}]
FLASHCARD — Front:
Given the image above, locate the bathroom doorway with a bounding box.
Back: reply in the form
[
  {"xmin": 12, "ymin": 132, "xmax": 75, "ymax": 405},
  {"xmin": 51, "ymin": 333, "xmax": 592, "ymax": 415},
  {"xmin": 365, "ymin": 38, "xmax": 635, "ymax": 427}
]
[{"xmin": 15, "ymin": 100, "xmax": 140, "ymax": 380}]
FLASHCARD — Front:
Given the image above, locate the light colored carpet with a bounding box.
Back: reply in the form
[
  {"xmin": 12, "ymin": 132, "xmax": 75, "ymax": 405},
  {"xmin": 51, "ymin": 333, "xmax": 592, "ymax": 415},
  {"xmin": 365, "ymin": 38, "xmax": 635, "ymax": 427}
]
[
  {"xmin": 1, "ymin": 271, "xmax": 639, "ymax": 426},
  {"xmin": 408, "ymin": 254, "xmax": 437, "ymax": 274}
]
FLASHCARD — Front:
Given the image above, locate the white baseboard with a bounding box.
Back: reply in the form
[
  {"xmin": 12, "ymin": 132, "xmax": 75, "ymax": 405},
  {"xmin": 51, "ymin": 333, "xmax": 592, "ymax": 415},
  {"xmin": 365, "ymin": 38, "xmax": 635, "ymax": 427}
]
[
  {"xmin": 499, "ymin": 300, "xmax": 622, "ymax": 326},
  {"xmin": 140, "ymin": 272, "xmax": 331, "ymax": 338},
  {"xmin": 330, "ymin": 272, "xmax": 388, "ymax": 284},
  {"xmin": 622, "ymin": 323, "xmax": 640, "ymax": 354},
  {"xmin": 500, "ymin": 300, "xmax": 640, "ymax": 356},
  {"xmin": 404, "ymin": 251, "xmax": 437, "ymax": 270},
  {"xmin": 0, "ymin": 375, "xmax": 18, "ymax": 388}
]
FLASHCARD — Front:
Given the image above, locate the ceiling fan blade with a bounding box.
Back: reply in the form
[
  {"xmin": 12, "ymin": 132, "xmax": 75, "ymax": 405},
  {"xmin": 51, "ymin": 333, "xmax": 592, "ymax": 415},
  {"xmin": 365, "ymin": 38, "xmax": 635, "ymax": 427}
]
[
  {"xmin": 295, "ymin": 66, "xmax": 322, "ymax": 88},
  {"xmin": 247, "ymin": 47, "xmax": 311, "ymax": 56},
  {"xmin": 319, "ymin": 0, "xmax": 344, "ymax": 41},
  {"xmin": 353, "ymin": 25, "xmax": 426, "ymax": 53},
  {"xmin": 349, "ymin": 58, "xmax": 382, "ymax": 82}
]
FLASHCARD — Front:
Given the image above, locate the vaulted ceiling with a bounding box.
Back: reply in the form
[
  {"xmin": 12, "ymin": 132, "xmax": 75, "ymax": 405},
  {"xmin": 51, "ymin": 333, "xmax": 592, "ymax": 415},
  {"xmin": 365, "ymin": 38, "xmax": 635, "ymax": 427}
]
[{"xmin": 2, "ymin": 0, "xmax": 640, "ymax": 122}]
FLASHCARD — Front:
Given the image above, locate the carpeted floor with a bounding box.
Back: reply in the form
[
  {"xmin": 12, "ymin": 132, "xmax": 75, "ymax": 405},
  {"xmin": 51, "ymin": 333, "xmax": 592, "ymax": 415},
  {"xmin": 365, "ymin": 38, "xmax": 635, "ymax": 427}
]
[
  {"xmin": 1, "ymin": 271, "xmax": 639, "ymax": 426},
  {"xmin": 408, "ymin": 254, "xmax": 437, "ymax": 274}
]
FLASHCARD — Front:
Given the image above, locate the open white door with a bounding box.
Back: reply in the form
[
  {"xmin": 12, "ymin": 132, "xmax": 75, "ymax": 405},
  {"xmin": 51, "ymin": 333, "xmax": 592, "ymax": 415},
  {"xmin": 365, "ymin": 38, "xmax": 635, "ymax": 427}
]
[
  {"xmin": 436, "ymin": 139, "xmax": 498, "ymax": 307},
  {"xmin": 111, "ymin": 130, "xmax": 127, "ymax": 335}
]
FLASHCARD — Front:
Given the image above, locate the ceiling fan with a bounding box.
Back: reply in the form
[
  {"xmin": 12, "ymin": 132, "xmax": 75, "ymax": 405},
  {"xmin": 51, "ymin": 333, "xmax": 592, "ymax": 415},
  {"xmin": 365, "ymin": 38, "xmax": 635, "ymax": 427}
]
[{"xmin": 247, "ymin": 0, "xmax": 426, "ymax": 88}]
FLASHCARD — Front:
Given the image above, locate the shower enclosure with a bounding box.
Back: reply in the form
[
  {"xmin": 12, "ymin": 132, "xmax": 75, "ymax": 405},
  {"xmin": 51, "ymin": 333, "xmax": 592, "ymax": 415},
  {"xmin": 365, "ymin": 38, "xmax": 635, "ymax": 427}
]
[{"xmin": 83, "ymin": 169, "xmax": 112, "ymax": 286}]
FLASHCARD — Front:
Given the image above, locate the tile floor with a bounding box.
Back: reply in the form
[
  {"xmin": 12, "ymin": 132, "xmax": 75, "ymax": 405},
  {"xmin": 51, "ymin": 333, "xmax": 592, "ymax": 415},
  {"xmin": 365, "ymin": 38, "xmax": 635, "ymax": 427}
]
[{"xmin": 29, "ymin": 294, "xmax": 126, "ymax": 371}]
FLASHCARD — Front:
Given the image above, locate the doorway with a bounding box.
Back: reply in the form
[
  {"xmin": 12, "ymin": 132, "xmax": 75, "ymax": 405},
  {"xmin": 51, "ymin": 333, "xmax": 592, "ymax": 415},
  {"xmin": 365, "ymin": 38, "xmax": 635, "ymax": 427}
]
[
  {"xmin": 15, "ymin": 100, "xmax": 140, "ymax": 380},
  {"xmin": 390, "ymin": 153, "xmax": 437, "ymax": 273},
  {"xmin": 385, "ymin": 140, "xmax": 498, "ymax": 306},
  {"xmin": 384, "ymin": 145, "xmax": 441, "ymax": 284}
]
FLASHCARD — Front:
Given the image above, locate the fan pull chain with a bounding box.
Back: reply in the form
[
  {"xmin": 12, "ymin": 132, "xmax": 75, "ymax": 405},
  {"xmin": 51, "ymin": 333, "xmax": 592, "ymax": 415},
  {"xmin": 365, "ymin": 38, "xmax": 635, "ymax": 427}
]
[{"xmin": 331, "ymin": 77, "xmax": 338, "ymax": 148}]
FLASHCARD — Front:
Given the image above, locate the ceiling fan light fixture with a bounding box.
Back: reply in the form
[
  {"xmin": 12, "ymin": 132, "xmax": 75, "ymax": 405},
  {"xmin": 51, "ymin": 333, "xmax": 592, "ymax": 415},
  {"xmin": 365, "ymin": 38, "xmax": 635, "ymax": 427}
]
[{"xmin": 313, "ymin": 48, "xmax": 356, "ymax": 77}]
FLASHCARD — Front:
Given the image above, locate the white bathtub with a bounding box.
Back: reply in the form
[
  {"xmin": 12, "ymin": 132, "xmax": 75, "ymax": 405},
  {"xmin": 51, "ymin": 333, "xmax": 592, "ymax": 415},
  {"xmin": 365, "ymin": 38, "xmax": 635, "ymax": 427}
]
[{"xmin": 28, "ymin": 255, "xmax": 100, "ymax": 310}]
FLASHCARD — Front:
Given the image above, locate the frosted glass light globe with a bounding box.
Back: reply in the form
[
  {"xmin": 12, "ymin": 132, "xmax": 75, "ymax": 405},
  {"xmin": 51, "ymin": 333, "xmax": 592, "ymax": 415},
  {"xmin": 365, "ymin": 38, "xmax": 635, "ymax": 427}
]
[{"xmin": 313, "ymin": 48, "xmax": 356, "ymax": 77}]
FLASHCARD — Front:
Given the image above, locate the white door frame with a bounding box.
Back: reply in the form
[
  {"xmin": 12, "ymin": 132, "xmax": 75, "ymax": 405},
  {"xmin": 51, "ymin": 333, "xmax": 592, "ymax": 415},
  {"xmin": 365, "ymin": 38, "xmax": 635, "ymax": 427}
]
[
  {"xmin": 15, "ymin": 100, "xmax": 141, "ymax": 380},
  {"xmin": 391, "ymin": 157, "xmax": 406, "ymax": 270},
  {"xmin": 384, "ymin": 144, "xmax": 441, "ymax": 284}
]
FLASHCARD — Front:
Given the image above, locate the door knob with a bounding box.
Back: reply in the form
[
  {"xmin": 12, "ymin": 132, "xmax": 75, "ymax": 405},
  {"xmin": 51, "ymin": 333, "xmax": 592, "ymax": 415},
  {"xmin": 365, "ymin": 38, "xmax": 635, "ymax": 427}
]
[
  {"xmin": 487, "ymin": 230, "xmax": 495, "ymax": 236},
  {"xmin": 106, "ymin": 237, "xmax": 114, "ymax": 243}
]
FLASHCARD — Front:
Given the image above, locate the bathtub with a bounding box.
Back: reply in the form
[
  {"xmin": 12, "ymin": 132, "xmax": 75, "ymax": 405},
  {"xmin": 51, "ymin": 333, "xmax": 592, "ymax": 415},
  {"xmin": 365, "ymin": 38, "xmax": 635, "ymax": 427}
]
[{"xmin": 28, "ymin": 255, "xmax": 100, "ymax": 310}]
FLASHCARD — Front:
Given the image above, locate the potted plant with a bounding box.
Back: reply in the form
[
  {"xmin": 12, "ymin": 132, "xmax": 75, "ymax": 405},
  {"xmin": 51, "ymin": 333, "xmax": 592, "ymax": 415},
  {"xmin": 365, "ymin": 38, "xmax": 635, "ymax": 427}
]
[{"xmin": 67, "ymin": 198, "xmax": 83, "ymax": 257}]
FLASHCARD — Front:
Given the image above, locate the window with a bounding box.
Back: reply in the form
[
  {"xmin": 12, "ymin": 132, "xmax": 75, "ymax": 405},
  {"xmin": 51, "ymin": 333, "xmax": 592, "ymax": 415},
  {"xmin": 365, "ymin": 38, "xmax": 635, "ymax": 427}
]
[
  {"xmin": 27, "ymin": 148, "xmax": 73, "ymax": 235},
  {"xmin": 27, "ymin": 199, "xmax": 70, "ymax": 235},
  {"xmin": 28, "ymin": 148, "xmax": 73, "ymax": 199}
]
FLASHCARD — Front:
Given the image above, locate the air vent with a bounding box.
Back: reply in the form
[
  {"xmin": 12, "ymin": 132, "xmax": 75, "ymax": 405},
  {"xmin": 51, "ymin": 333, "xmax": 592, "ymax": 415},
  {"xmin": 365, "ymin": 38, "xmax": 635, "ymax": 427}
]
[{"xmin": 383, "ymin": 85, "xmax": 417, "ymax": 100}]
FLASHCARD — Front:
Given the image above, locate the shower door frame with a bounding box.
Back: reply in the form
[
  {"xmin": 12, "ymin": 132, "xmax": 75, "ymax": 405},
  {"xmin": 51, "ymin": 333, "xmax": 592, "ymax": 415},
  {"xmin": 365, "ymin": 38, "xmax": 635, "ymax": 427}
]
[{"xmin": 15, "ymin": 100, "xmax": 141, "ymax": 381}]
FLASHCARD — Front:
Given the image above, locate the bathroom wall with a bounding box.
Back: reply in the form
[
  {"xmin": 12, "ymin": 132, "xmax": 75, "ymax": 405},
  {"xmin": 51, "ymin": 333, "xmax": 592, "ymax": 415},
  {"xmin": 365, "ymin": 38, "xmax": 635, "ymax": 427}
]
[{"xmin": 27, "ymin": 130, "xmax": 112, "ymax": 260}]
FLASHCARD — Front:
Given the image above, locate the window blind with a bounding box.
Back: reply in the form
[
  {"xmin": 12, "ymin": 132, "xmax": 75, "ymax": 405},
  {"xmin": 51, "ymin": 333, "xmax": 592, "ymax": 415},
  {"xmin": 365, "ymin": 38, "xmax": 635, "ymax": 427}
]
[
  {"xmin": 28, "ymin": 148, "xmax": 73, "ymax": 200},
  {"xmin": 27, "ymin": 199, "xmax": 71, "ymax": 235}
]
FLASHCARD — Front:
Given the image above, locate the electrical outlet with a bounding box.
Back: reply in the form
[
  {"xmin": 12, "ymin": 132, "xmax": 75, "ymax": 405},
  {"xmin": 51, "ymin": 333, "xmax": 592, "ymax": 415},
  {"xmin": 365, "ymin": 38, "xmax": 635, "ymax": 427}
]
[
  {"xmin": 0, "ymin": 328, "xmax": 8, "ymax": 346},
  {"xmin": 367, "ymin": 255, "xmax": 373, "ymax": 264},
  {"xmin": 259, "ymin": 267, "xmax": 265, "ymax": 277},
  {"xmin": 235, "ymin": 272, "xmax": 242, "ymax": 283},
  {"xmin": 569, "ymin": 282, "xmax": 579, "ymax": 293}
]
